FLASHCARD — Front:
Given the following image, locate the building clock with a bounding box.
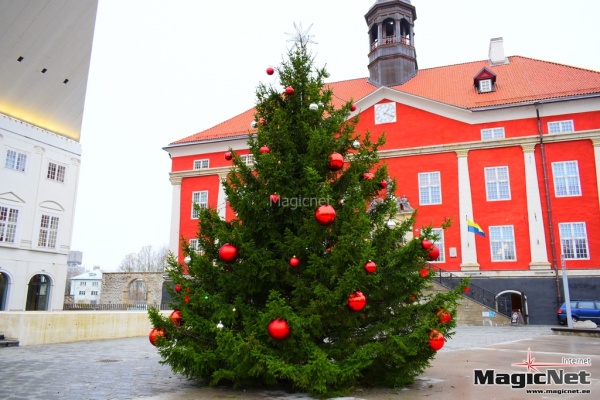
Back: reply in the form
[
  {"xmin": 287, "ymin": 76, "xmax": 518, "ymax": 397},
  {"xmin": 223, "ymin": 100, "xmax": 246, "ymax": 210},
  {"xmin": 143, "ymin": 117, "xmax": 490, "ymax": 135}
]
[{"xmin": 374, "ymin": 102, "xmax": 396, "ymax": 124}]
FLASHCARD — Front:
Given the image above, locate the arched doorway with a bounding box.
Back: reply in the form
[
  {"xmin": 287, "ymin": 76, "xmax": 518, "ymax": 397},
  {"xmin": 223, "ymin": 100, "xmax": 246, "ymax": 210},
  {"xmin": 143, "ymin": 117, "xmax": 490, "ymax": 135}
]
[
  {"xmin": 0, "ymin": 272, "xmax": 9, "ymax": 310},
  {"xmin": 26, "ymin": 274, "xmax": 51, "ymax": 311},
  {"xmin": 496, "ymin": 290, "xmax": 529, "ymax": 324},
  {"xmin": 128, "ymin": 278, "xmax": 147, "ymax": 304}
]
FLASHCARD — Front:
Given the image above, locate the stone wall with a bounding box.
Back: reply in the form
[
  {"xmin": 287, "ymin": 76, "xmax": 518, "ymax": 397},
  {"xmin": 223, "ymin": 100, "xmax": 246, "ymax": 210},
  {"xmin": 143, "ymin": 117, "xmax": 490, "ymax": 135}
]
[{"xmin": 100, "ymin": 272, "xmax": 164, "ymax": 305}]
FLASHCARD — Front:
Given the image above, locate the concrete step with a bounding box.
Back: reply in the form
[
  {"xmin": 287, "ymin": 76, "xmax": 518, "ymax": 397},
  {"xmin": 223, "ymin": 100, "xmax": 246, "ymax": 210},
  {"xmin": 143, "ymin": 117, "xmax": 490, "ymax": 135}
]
[{"xmin": 0, "ymin": 331, "xmax": 19, "ymax": 347}]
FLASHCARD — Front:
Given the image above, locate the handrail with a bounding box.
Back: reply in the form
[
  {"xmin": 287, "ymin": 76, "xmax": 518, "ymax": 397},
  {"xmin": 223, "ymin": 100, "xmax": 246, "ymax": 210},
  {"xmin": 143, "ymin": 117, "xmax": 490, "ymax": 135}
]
[
  {"xmin": 63, "ymin": 303, "xmax": 172, "ymax": 311},
  {"xmin": 428, "ymin": 265, "xmax": 512, "ymax": 317}
]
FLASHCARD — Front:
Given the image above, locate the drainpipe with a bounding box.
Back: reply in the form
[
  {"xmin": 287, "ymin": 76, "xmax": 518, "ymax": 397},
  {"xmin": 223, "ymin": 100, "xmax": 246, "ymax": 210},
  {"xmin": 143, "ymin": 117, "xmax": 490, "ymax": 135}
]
[{"xmin": 536, "ymin": 103, "xmax": 562, "ymax": 305}]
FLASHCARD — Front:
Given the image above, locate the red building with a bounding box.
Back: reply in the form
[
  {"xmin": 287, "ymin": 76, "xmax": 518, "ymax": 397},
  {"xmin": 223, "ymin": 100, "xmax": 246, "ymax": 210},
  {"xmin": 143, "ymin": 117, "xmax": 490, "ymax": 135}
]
[{"xmin": 163, "ymin": 0, "xmax": 600, "ymax": 324}]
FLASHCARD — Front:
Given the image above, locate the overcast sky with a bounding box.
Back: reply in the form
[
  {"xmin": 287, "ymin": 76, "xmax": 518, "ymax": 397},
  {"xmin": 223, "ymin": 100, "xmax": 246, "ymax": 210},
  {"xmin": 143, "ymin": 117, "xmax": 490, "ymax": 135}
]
[{"xmin": 72, "ymin": 0, "xmax": 600, "ymax": 270}]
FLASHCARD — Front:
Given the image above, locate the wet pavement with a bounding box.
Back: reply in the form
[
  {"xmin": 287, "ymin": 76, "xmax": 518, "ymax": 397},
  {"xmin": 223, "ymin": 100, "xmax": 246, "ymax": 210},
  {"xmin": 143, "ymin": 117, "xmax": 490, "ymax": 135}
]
[{"xmin": 0, "ymin": 325, "xmax": 598, "ymax": 399}]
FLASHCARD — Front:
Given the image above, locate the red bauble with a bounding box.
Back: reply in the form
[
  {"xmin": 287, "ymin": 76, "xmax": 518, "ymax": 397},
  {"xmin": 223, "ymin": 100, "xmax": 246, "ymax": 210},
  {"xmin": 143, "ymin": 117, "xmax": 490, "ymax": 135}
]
[
  {"xmin": 266, "ymin": 67, "xmax": 274, "ymax": 75},
  {"xmin": 362, "ymin": 172, "xmax": 375, "ymax": 180},
  {"xmin": 270, "ymin": 193, "xmax": 280, "ymax": 204},
  {"xmin": 429, "ymin": 330, "xmax": 445, "ymax": 351},
  {"xmin": 436, "ymin": 309, "xmax": 452, "ymax": 325},
  {"xmin": 258, "ymin": 118, "xmax": 265, "ymax": 126},
  {"xmin": 408, "ymin": 293, "xmax": 418, "ymax": 303},
  {"xmin": 347, "ymin": 291, "xmax": 367, "ymax": 311},
  {"xmin": 421, "ymin": 239, "xmax": 433, "ymax": 250},
  {"xmin": 149, "ymin": 328, "xmax": 165, "ymax": 346},
  {"xmin": 170, "ymin": 310, "xmax": 182, "ymax": 326},
  {"xmin": 289, "ymin": 256, "xmax": 300, "ymax": 268},
  {"xmin": 268, "ymin": 318, "xmax": 291, "ymax": 340},
  {"xmin": 464, "ymin": 287, "xmax": 470, "ymax": 293},
  {"xmin": 219, "ymin": 243, "xmax": 238, "ymax": 263},
  {"xmin": 378, "ymin": 180, "xmax": 388, "ymax": 189},
  {"xmin": 428, "ymin": 245, "xmax": 440, "ymax": 261},
  {"xmin": 285, "ymin": 86, "xmax": 295, "ymax": 95},
  {"xmin": 419, "ymin": 268, "xmax": 429, "ymax": 278},
  {"xmin": 350, "ymin": 104, "xmax": 357, "ymax": 112},
  {"xmin": 174, "ymin": 283, "xmax": 182, "ymax": 293},
  {"xmin": 224, "ymin": 151, "xmax": 233, "ymax": 161},
  {"xmin": 315, "ymin": 205, "xmax": 336, "ymax": 226},
  {"xmin": 364, "ymin": 260, "xmax": 377, "ymax": 274},
  {"xmin": 328, "ymin": 152, "xmax": 344, "ymax": 171},
  {"xmin": 259, "ymin": 145, "xmax": 270, "ymax": 154},
  {"xmin": 184, "ymin": 296, "xmax": 190, "ymax": 303}
]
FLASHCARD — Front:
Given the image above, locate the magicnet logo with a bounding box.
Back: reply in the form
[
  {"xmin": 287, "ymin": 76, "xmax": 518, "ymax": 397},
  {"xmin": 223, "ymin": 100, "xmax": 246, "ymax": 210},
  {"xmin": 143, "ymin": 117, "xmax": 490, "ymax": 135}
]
[{"xmin": 473, "ymin": 348, "xmax": 592, "ymax": 390}]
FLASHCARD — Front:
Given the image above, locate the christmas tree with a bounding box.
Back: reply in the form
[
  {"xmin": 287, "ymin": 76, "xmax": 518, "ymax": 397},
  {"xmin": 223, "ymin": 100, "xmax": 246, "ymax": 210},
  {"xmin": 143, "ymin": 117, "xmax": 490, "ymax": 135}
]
[{"xmin": 149, "ymin": 30, "xmax": 467, "ymax": 398}]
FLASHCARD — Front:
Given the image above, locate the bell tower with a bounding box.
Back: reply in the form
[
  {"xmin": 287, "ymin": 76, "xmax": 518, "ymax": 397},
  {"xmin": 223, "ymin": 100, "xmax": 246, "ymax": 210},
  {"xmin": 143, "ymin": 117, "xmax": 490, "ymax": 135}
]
[{"xmin": 365, "ymin": 0, "xmax": 417, "ymax": 87}]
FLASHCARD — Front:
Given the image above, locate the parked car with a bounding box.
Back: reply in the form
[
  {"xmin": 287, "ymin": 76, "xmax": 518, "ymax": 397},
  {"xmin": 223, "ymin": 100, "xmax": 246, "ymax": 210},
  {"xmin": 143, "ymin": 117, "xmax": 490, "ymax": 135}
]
[{"xmin": 557, "ymin": 300, "xmax": 600, "ymax": 325}]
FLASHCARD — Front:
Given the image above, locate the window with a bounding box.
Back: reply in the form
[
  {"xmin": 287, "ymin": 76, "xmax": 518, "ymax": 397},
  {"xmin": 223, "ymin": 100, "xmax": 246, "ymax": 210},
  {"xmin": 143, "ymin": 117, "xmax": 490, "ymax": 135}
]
[
  {"xmin": 92, "ymin": 281, "xmax": 99, "ymax": 286},
  {"xmin": 191, "ymin": 191, "xmax": 208, "ymax": 219},
  {"xmin": 490, "ymin": 226, "xmax": 516, "ymax": 261},
  {"xmin": 189, "ymin": 238, "xmax": 199, "ymax": 251},
  {"xmin": 431, "ymin": 228, "xmax": 445, "ymax": 262},
  {"xmin": 91, "ymin": 291, "xmax": 98, "ymax": 296},
  {"xmin": 5, "ymin": 149, "xmax": 27, "ymax": 172},
  {"xmin": 0, "ymin": 206, "xmax": 19, "ymax": 243},
  {"xmin": 560, "ymin": 222, "xmax": 589, "ymax": 260},
  {"xmin": 481, "ymin": 127, "xmax": 505, "ymax": 141},
  {"xmin": 38, "ymin": 214, "xmax": 59, "ymax": 248},
  {"xmin": 418, "ymin": 172, "xmax": 441, "ymax": 205},
  {"xmin": 240, "ymin": 154, "xmax": 254, "ymax": 166},
  {"xmin": 193, "ymin": 159, "xmax": 209, "ymax": 170},
  {"xmin": 552, "ymin": 161, "xmax": 581, "ymax": 197},
  {"xmin": 79, "ymin": 291, "xmax": 85, "ymax": 295},
  {"xmin": 47, "ymin": 162, "xmax": 66, "ymax": 182},
  {"xmin": 548, "ymin": 120, "xmax": 574, "ymax": 134},
  {"xmin": 485, "ymin": 166, "xmax": 511, "ymax": 201},
  {"xmin": 80, "ymin": 281, "xmax": 87, "ymax": 286},
  {"xmin": 478, "ymin": 79, "xmax": 492, "ymax": 93}
]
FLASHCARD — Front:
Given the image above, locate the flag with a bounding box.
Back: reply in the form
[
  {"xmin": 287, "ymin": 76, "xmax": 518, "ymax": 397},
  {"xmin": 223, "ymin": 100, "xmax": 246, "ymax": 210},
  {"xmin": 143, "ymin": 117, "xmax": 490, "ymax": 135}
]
[{"xmin": 467, "ymin": 219, "xmax": 486, "ymax": 237}]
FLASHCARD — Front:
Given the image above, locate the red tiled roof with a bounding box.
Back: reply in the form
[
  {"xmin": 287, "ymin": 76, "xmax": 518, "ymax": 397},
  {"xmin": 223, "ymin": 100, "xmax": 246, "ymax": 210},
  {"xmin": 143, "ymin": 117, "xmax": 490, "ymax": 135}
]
[{"xmin": 170, "ymin": 56, "xmax": 600, "ymax": 145}]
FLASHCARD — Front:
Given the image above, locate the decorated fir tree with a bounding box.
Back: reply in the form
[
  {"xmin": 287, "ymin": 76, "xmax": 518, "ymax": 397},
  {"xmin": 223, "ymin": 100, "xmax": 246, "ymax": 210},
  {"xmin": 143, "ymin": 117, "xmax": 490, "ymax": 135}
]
[{"xmin": 149, "ymin": 32, "xmax": 467, "ymax": 398}]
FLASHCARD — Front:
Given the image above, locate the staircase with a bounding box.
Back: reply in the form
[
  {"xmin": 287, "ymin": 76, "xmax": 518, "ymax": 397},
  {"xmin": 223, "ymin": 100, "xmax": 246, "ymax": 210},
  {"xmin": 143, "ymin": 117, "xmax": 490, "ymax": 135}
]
[
  {"xmin": 428, "ymin": 266, "xmax": 512, "ymax": 326},
  {"xmin": 0, "ymin": 331, "xmax": 19, "ymax": 347}
]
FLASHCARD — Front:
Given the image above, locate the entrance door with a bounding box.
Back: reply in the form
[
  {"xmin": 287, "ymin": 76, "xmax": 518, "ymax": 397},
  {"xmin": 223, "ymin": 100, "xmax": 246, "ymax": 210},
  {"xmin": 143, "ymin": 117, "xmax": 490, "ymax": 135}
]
[
  {"xmin": 0, "ymin": 272, "xmax": 8, "ymax": 310},
  {"xmin": 496, "ymin": 290, "xmax": 529, "ymax": 324},
  {"xmin": 26, "ymin": 274, "xmax": 50, "ymax": 310}
]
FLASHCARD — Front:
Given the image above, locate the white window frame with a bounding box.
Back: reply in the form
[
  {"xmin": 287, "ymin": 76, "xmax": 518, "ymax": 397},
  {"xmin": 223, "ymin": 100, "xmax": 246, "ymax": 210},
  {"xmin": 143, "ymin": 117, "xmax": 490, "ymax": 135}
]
[
  {"xmin": 481, "ymin": 127, "xmax": 505, "ymax": 141},
  {"xmin": 81, "ymin": 281, "xmax": 87, "ymax": 286},
  {"xmin": 0, "ymin": 205, "xmax": 20, "ymax": 244},
  {"xmin": 91, "ymin": 291, "xmax": 98, "ymax": 296},
  {"xmin": 478, "ymin": 79, "xmax": 492, "ymax": 93},
  {"xmin": 430, "ymin": 228, "xmax": 445, "ymax": 263},
  {"xmin": 552, "ymin": 161, "xmax": 581, "ymax": 197},
  {"xmin": 4, "ymin": 149, "xmax": 27, "ymax": 172},
  {"xmin": 485, "ymin": 166, "xmax": 511, "ymax": 201},
  {"xmin": 240, "ymin": 154, "xmax": 254, "ymax": 167},
  {"xmin": 191, "ymin": 191, "xmax": 208, "ymax": 219},
  {"xmin": 548, "ymin": 120, "xmax": 574, "ymax": 134},
  {"xmin": 559, "ymin": 222, "xmax": 589, "ymax": 260},
  {"xmin": 489, "ymin": 225, "xmax": 516, "ymax": 261},
  {"xmin": 193, "ymin": 159, "xmax": 210, "ymax": 170},
  {"xmin": 418, "ymin": 172, "xmax": 441, "ymax": 205},
  {"xmin": 189, "ymin": 238, "xmax": 200, "ymax": 251},
  {"xmin": 47, "ymin": 161, "xmax": 66, "ymax": 183},
  {"xmin": 38, "ymin": 214, "xmax": 60, "ymax": 248}
]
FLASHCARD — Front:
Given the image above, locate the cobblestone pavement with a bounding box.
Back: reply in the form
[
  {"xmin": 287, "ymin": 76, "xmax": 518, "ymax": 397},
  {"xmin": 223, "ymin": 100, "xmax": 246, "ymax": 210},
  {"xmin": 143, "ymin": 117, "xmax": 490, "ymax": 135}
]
[{"xmin": 1, "ymin": 325, "xmax": 597, "ymax": 399}]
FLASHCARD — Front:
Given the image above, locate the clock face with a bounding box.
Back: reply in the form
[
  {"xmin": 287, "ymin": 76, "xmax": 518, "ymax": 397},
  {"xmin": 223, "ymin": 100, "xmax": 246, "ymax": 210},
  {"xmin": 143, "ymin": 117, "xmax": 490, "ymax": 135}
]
[{"xmin": 374, "ymin": 102, "xmax": 396, "ymax": 124}]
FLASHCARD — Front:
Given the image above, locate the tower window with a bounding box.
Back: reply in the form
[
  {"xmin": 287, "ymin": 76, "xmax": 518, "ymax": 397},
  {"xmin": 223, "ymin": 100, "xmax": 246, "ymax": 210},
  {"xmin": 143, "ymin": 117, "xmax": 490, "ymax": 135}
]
[{"xmin": 479, "ymin": 79, "xmax": 492, "ymax": 93}]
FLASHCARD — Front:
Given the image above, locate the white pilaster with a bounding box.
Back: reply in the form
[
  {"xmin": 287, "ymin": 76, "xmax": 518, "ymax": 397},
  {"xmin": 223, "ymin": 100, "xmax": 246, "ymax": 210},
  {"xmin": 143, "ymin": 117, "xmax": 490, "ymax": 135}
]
[
  {"xmin": 457, "ymin": 150, "xmax": 479, "ymax": 270},
  {"xmin": 593, "ymin": 138, "xmax": 600, "ymax": 210},
  {"xmin": 168, "ymin": 176, "xmax": 182, "ymax": 256},
  {"xmin": 217, "ymin": 173, "xmax": 227, "ymax": 220},
  {"xmin": 522, "ymin": 144, "xmax": 551, "ymax": 269}
]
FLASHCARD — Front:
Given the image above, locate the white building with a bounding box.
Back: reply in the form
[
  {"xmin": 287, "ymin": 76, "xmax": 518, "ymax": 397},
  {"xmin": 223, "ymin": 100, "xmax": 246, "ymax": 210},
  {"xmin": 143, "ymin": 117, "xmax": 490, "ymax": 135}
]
[
  {"xmin": 0, "ymin": 1, "xmax": 98, "ymax": 311},
  {"xmin": 70, "ymin": 269, "xmax": 102, "ymax": 304}
]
